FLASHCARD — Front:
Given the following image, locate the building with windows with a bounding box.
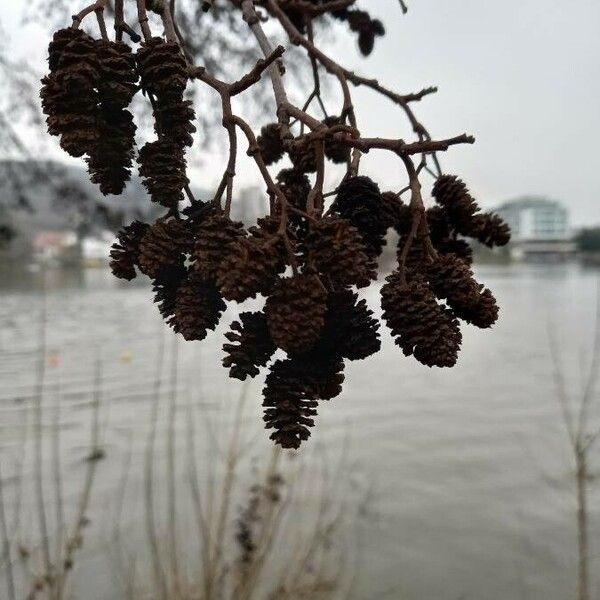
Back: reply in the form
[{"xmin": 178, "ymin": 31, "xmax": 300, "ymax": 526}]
[{"xmin": 493, "ymin": 197, "xmax": 575, "ymax": 258}]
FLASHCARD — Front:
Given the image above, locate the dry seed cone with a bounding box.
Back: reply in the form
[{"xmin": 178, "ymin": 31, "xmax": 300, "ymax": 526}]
[
  {"xmin": 217, "ymin": 227, "xmax": 284, "ymax": 302},
  {"xmin": 169, "ymin": 272, "xmax": 226, "ymax": 341},
  {"xmin": 305, "ymin": 216, "xmax": 376, "ymax": 288},
  {"xmin": 138, "ymin": 219, "xmax": 192, "ymax": 278},
  {"xmin": 96, "ymin": 39, "xmax": 138, "ymax": 109},
  {"xmin": 87, "ymin": 107, "xmax": 136, "ymax": 195},
  {"xmin": 222, "ymin": 312, "xmax": 276, "ymax": 381},
  {"xmin": 138, "ymin": 139, "xmax": 189, "ymax": 207},
  {"xmin": 323, "ymin": 115, "xmax": 351, "ymax": 164},
  {"xmin": 381, "ymin": 271, "xmax": 462, "ymax": 368},
  {"xmin": 152, "ymin": 263, "xmax": 188, "ymax": 322},
  {"xmin": 334, "ymin": 175, "xmax": 387, "ymax": 257},
  {"xmin": 432, "ymin": 175, "xmax": 481, "ymax": 236},
  {"xmin": 265, "ymin": 274, "xmax": 327, "ymax": 354},
  {"xmin": 262, "ymin": 358, "xmax": 320, "ymax": 450},
  {"xmin": 257, "ymin": 123, "xmax": 285, "ymax": 165},
  {"xmin": 136, "ymin": 38, "xmax": 188, "ymax": 97},
  {"xmin": 193, "ymin": 212, "xmax": 244, "ymax": 280},
  {"xmin": 109, "ymin": 220, "xmax": 150, "ymax": 280}
]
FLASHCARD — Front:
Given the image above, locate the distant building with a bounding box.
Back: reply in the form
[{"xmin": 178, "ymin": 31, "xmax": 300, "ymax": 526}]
[
  {"xmin": 33, "ymin": 230, "xmax": 78, "ymax": 263},
  {"xmin": 493, "ymin": 197, "xmax": 575, "ymax": 259}
]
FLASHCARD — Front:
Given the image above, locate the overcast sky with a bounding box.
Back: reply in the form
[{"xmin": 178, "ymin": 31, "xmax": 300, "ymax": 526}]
[{"xmin": 4, "ymin": 0, "xmax": 600, "ymax": 225}]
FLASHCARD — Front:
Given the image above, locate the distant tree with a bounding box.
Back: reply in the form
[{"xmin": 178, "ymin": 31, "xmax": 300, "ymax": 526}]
[{"xmin": 576, "ymin": 228, "xmax": 600, "ymax": 252}]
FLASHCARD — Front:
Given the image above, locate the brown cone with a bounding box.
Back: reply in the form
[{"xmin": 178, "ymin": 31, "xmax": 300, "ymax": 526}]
[
  {"xmin": 468, "ymin": 213, "xmax": 511, "ymax": 247},
  {"xmin": 96, "ymin": 40, "xmax": 138, "ymax": 109},
  {"xmin": 152, "ymin": 263, "xmax": 188, "ymax": 322},
  {"xmin": 47, "ymin": 28, "xmax": 85, "ymax": 73},
  {"xmin": 381, "ymin": 271, "xmax": 462, "ymax": 368},
  {"xmin": 109, "ymin": 220, "xmax": 150, "ymax": 280},
  {"xmin": 153, "ymin": 94, "xmax": 196, "ymax": 147},
  {"xmin": 425, "ymin": 206, "xmax": 451, "ymax": 243},
  {"xmin": 435, "ymin": 238, "xmax": 473, "ymax": 265},
  {"xmin": 381, "ymin": 191, "xmax": 412, "ymax": 233},
  {"xmin": 265, "ymin": 274, "xmax": 327, "ymax": 354},
  {"xmin": 257, "ymin": 123, "xmax": 285, "ymax": 165},
  {"xmin": 426, "ymin": 254, "xmax": 484, "ymax": 315},
  {"xmin": 193, "ymin": 212, "xmax": 244, "ymax": 280},
  {"xmin": 87, "ymin": 107, "xmax": 136, "ymax": 195},
  {"xmin": 169, "ymin": 272, "xmax": 226, "ymax": 341},
  {"xmin": 323, "ymin": 116, "xmax": 350, "ymax": 164},
  {"xmin": 136, "ymin": 38, "xmax": 188, "ymax": 97},
  {"xmin": 276, "ymin": 168, "xmax": 311, "ymax": 237},
  {"xmin": 453, "ymin": 287, "xmax": 499, "ymax": 329},
  {"xmin": 217, "ymin": 229, "xmax": 284, "ymax": 302},
  {"xmin": 222, "ymin": 312, "xmax": 276, "ymax": 380},
  {"xmin": 323, "ymin": 289, "xmax": 381, "ymax": 361},
  {"xmin": 138, "ymin": 219, "xmax": 192, "ymax": 278},
  {"xmin": 334, "ymin": 176, "xmax": 387, "ymax": 257},
  {"xmin": 40, "ymin": 30, "xmax": 100, "ymax": 158},
  {"xmin": 432, "ymin": 175, "xmax": 481, "ymax": 236},
  {"xmin": 138, "ymin": 139, "xmax": 189, "ymax": 207},
  {"xmin": 262, "ymin": 358, "xmax": 321, "ymax": 449},
  {"xmin": 288, "ymin": 141, "xmax": 317, "ymax": 173},
  {"xmin": 305, "ymin": 216, "xmax": 376, "ymax": 288}
]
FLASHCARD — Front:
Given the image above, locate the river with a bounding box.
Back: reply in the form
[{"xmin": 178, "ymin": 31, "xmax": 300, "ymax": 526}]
[{"xmin": 0, "ymin": 261, "xmax": 598, "ymax": 599}]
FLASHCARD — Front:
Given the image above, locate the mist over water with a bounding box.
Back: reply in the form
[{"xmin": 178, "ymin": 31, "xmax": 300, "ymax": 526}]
[{"xmin": 0, "ymin": 262, "xmax": 599, "ymax": 599}]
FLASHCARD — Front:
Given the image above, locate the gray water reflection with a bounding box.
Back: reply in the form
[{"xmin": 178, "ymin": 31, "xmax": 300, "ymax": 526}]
[{"xmin": 0, "ymin": 262, "xmax": 599, "ymax": 599}]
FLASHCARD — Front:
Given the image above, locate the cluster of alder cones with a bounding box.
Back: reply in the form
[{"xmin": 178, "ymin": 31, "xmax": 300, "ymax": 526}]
[
  {"xmin": 40, "ymin": 27, "xmax": 194, "ymax": 198},
  {"xmin": 40, "ymin": 22, "xmax": 510, "ymax": 450},
  {"xmin": 280, "ymin": 2, "xmax": 385, "ymax": 56}
]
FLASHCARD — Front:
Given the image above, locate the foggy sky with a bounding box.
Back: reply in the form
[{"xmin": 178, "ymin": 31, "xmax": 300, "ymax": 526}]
[{"xmin": 4, "ymin": 0, "xmax": 600, "ymax": 225}]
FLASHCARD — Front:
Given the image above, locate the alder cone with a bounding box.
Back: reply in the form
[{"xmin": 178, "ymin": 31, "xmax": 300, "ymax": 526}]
[
  {"xmin": 276, "ymin": 168, "xmax": 311, "ymax": 236},
  {"xmin": 222, "ymin": 312, "xmax": 276, "ymax": 381},
  {"xmin": 425, "ymin": 206, "xmax": 451, "ymax": 243},
  {"xmin": 87, "ymin": 107, "xmax": 136, "ymax": 195},
  {"xmin": 396, "ymin": 236, "xmax": 430, "ymax": 274},
  {"xmin": 217, "ymin": 233, "xmax": 283, "ymax": 302},
  {"xmin": 249, "ymin": 216, "xmax": 290, "ymax": 275},
  {"xmin": 468, "ymin": 213, "xmax": 511, "ymax": 247},
  {"xmin": 306, "ymin": 216, "xmax": 376, "ymax": 288},
  {"xmin": 323, "ymin": 289, "xmax": 381, "ymax": 361},
  {"xmin": 265, "ymin": 274, "xmax": 327, "ymax": 354},
  {"xmin": 323, "ymin": 116, "xmax": 350, "ymax": 164},
  {"xmin": 138, "ymin": 139, "xmax": 189, "ymax": 207},
  {"xmin": 152, "ymin": 263, "xmax": 188, "ymax": 322},
  {"xmin": 276, "ymin": 168, "xmax": 310, "ymax": 211},
  {"xmin": 47, "ymin": 28, "xmax": 84, "ymax": 73},
  {"xmin": 334, "ymin": 175, "xmax": 387, "ymax": 257},
  {"xmin": 153, "ymin": 95, "xmax": 196, "ymax": 147},
  {"xmin": 346, "ymin": 9, "xmax": 385, "ymax": 56},
  {"xmin": 432, "ymin": 175, "xmax": 481, "ymax": 236},
  {"xmin": 193, "ymin": 212, "xmax": 244, "ymax": 280},
  {"xmin": 426, "ymin": 254, "xmax": 482, "ymax": 314},
  {"xmin": 138, "ymin": 219, "xmax": 192, "ymax": 278},
  {"xmin": 381, "ymin": 271, "xmax": 462, "ymax": 368},
  {"xmin": 53, "ymin": 32, "xmax": 100, "ymax": 89},
  {"xmin": 136, "ymin": 38, "xmax": 188, "ymax": 97},
  {"xmin": 41, "ymin": 31, "xmax": 100, "ymax": 158},
  {"xmin": 96, "ymin": 40, "xmax": 138, "ymax": 109},
  {"xmin": 109, "ymin": 221, "xmax": 149, "ymax": 280},
  {"xmin": 381, "ymin": 191, "xmax": 412, "ymax": 233},
  {"xmin": 453, "ymin": 288, "xmax": 499, "ymax": 329},
  {"xmin": 170, "ymin": 273, "xmax": 226, "ymax": 341},
  {"xmin": 290, "ymin": 348, "xmax": 345, "ymax": 401},
  {"xmin": 262, "ymin": 358, "xmax": 319, "ymax": 449},
  {"xmin": 288, "ymin": 142, "xmax": 317, "ymax": 174},
  {"xmin": 257, "ymin": 123, "xmax": 285, "ymax": 165},
  {"xmin": 435, "ymin": 238, "xmax": 473, "ymax": 265},
  {"xmin": 182, "ymin": 199, "xmax": 219, "ymax": 228}
]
